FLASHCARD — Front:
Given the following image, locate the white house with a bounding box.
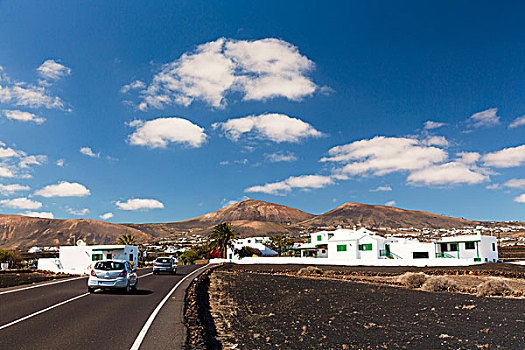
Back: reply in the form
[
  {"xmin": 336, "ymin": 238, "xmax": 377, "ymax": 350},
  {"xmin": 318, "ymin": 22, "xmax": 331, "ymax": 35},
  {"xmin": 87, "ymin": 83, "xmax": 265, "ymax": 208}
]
[
  {"xmin": 297, "ymin": 228, "xmax": 498, "ymax": 265},
  {"xmin": 226, "ymin": 237, "xmax": 278, "ymax": 259},
  {"xmin": 38, "ymin": 245, "xmax": 138, "ymax": 275}
]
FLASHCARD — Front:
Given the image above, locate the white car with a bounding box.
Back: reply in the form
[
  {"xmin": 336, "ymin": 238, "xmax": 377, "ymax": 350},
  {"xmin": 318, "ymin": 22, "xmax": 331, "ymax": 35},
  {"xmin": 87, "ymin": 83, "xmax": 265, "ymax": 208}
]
[
  {"xmin": 88, "ymin": 259, "xmax": 138, "ymax": 293},
  {"xmin": 153, "ymin": 257, "xmax": 177, "ymax": 274}
]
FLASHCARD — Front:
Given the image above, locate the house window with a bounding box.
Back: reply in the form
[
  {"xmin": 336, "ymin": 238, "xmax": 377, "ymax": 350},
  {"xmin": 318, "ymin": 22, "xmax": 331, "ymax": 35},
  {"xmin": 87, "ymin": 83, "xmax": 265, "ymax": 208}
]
[
  {"xmin": 317, "ymin": 235, "xmax": 322, "ymax": 241},
  {"xmin": 321, "ymin": 249, "xmax": 326, "ymax": 254},
  {"xmin": 92, "ymin": 253, "xmax": 103, "ymax": 261},
  {"xmin": 449, "ymin": 243, "xmax": 458, "ymax": 252},
  {"xmin": 440, "ymin": 243, "xmax": 448, "ymax": 252},
  {"xmin": 337, "ymin": 245, "xmax": 347, "ymax": 252},
  {"xmin": 358, "ymin": 244, "xmax": 372, "ymax": 251},
  {"xmin": 465, "ymin": 242, "xmax": 475, "ymax": 250},
  {"xmin": 474, "ymin": 258, "xmax": 481, "ymax": 262},
  {"xmin": 107, "ymin": 253, "xmax": 112, "ymax": 259},
  {"xmin": 492, "ymin": 243, "xmax": 496, "ymax": 251},
  {"xmin": 129, "ymin": 253, "xmax": 133, "ymax": 261},
  {"xmin": 328, "ymin": 234, "xmax": 334, "ymax": 239},
  {"xmin": 413, "ymin": 252, "xmax": 429, "ymax": 259}
]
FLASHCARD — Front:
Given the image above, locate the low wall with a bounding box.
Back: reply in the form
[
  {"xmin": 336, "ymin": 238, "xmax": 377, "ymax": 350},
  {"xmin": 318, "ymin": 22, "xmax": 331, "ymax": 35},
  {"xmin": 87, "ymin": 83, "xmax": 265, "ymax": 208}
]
[{"xmin": 210, "ymin": 257, "xmax": 478, "ymax": 267}]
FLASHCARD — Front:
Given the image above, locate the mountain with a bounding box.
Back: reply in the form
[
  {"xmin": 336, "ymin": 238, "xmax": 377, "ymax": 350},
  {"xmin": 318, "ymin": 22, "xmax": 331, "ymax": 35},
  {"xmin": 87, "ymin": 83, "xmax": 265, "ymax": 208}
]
[
  {"xmin": 0, "ymin": 214, "xmax": 154, "ymax": 250},
  {"xmin": 1, "ymin": 199, "xmax": 480, "ymax": 250},
  {"xmin": 299, "ymin": 202, "xmax": 471, "ymax": 229},
  {"xmin": 126, "ymin": 199, "xmax": 314, "ymax": 236}
]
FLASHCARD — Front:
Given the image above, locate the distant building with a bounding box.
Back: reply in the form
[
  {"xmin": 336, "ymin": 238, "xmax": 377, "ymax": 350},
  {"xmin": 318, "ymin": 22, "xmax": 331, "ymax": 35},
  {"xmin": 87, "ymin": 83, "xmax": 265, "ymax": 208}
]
[
  {"xmin": 38, "ymin": 245, "xmax": 138, "ymax": 275},
  {"xmin": 227, "ymin": 237, "xmax": 278, "ymax": 259},
  {"xmin": 294, "ymin": 228, "xmax": 498, "ymax": 264}
]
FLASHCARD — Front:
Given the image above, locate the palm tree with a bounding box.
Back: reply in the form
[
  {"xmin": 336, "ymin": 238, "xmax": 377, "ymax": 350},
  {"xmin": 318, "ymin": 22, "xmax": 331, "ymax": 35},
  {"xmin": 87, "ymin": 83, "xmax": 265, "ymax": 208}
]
[
  {"xmin": 208, "ymin": 223, "xmax": 236, "ymax": 258},
  {"xmin": 117, "ymin": 234, "xmax": 136, "ymax": 245}
]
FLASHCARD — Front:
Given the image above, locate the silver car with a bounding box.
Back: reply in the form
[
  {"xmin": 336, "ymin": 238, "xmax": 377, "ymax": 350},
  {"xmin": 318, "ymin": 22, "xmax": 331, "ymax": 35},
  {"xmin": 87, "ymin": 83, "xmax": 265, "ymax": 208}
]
[
  {"xmin": 153, "ymin": 257, "xmax": 177, "ymax": 274},
  {"xmin": 88, "ymin": 260, "xmax": 138, "ymax": 293}
]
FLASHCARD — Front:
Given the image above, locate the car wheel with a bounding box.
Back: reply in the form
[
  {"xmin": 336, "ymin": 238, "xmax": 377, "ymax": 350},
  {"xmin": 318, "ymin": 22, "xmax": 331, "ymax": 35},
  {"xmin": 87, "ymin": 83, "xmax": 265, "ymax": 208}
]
[{"xmin": 88, "ymin": 287, "xmax": 95, "ymax": 294}]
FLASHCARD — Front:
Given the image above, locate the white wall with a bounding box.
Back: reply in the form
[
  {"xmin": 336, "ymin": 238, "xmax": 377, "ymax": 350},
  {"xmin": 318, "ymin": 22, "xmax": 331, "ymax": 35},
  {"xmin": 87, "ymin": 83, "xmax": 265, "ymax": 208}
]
[{"xmin": 210, "ymin": 256, "xmax": 477, "ymax": 267}]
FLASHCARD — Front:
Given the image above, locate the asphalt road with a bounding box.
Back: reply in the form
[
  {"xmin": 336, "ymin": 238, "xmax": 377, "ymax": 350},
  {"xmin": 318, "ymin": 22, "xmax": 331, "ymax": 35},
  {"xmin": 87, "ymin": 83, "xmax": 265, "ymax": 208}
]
[{"xmin": 0, "ymin": 264, "xmax": 209, "ymax": 350}]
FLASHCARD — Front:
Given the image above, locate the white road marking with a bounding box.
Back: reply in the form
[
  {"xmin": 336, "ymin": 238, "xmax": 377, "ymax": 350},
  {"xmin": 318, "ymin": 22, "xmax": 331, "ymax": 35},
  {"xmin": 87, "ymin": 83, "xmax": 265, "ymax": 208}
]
[
  {"xmin": 0, "ymin": 276, "xmax": 87, "ymax": 295},
  {"xmin": 0, "ymin": 293, "xmax": 90, "ymax": 331},
  {"xmin": 130, "ymin": 264, "xmax": 211, "ymax": 350},
  {"xmin": 138, "ymin": 272, "xmax": 153, "ymax": 279},
  {"xmin": 0, "ymin": 268, "xmax": 152, "ymax": 295}
]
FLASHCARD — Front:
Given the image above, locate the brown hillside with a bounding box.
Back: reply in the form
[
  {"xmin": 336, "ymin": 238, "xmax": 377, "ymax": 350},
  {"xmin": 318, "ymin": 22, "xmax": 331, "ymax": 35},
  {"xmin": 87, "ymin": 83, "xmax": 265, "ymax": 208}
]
[
  {"xmin": 127, "ymin": 199, "xmax": 314, "ymax": 236},
  {"xmin": 300, "ymin": 202, "xmax": 472, "ymax": 229},
  {"xmin": 0, "ymin": 214, "xmax": 153, "ymax": 250}
]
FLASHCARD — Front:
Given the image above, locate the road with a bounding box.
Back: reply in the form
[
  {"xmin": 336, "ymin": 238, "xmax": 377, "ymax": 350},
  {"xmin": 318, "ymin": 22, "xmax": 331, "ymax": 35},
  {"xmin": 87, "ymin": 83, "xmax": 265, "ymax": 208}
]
[{"xmin": 0, "ymin": 264, "xmax": 210, "ymax": 350}]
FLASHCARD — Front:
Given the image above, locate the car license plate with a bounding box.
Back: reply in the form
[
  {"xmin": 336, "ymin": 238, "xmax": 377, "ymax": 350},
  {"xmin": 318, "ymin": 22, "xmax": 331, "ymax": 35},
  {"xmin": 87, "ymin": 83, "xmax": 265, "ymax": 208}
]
[{"xmin": 99, "ymin": 281, "xmax": 113, "ymax": 286}]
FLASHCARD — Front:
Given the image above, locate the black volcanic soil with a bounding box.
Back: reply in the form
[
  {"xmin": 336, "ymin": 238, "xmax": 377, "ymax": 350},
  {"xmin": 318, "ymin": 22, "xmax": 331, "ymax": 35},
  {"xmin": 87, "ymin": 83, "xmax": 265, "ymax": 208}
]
[
  {"xmin": 187, "ymin": 264, "xmax": 525, "ymax": 349},
  {"xmin": 0, "ymin": 270, "xmax": 70, "ymax": 288}
]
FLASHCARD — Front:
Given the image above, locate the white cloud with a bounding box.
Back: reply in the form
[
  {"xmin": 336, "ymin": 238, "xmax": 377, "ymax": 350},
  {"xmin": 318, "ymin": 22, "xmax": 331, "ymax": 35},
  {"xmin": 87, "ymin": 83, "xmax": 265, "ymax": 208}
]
[
  {"xmin": 80, "ymin": 147, "xmax": 100, "ymax": 158},
  {"xmin": 514, "ymin": 194, "xmax": 525, "ymax": 204},
  {"xmin": 23, "ymin": 211, "xmax": 54, "ymax": 219},
  {"xmin": 321, "ymin": 136, "xmax": 447, "ymax": 177},
  {"xmin": 0, "ymin": 166, "xmax": 15, "ymax": 178},
  {"xmin": 0, "ymin": 197, "xmax": 42, "ymax": 209},
  {"xmin": 127, "ymin": 117, "xmax": 207, "ymax": 148},
  {"xmin": 135, "ymin": 38, "xmax": 317, "ymax": 109},
  {"xmin": 34, "ymin": 181, "xmax": 91, "ymax": 197},
  {"xmin": 2, "ymin": 110, "xmax": 45, "ymax": 124},
  {"xmin": 99, "ymin": 212, "xmax": 114, "ymax": 220},
  {"xmin": 509, "ymin": 115, "xmax": 525, "ymax": 129},
  {"xmin": 245, "ymin": 174, "xmax": 334, "ymax": 195},
  {"xmin": 407, "ymin": 162, "xmax": 489, "ymax": 185},
  {"xmin": 371, "ymin": 185, "xmax": 392, "ymax": 192},
  {"xmin": 265, "ymin": 151, "xmax": 298, "ymax": 163},
  {"xmin": 19, "ymin": 155, "xmax": 47, "ymax": 168},
  {"xmin": 37, "ymin": 60, "xmax": 71, "ymax": 81},
  {"xmin": 4, "ymin": 84, "xmax": 66, "ymax": 109},
  {"xmin": 486, "ymin": 183, "xmax": 500, "ymax": 190},
  {"xmin": 483, "ymin": 144, "xmax": 525, "ymax": 167},
  {"xmin": 467, "ymin": 108, "xmax": 500, "ymax": 128},
  {"xmin": 385, "ymin": 200, "xmax": 396, "ymax": 206},
  {"xmin": 0, "ymin": 183, "xmax": 30, "ymax": 195},
  {"xmin": 220, "ymin": 196, "xmax": 250, "ymax": 208},
  {"xmin": 56, "ymin": 159, "xmax": 65, "ymax": 167},
  {"xmin": 213, "ymin": 113, "xmax": 323, "ymax": 143},
  {"xmin": 424, "ymin": 121, "xmax": 446, "ymax": 130},
  {"xmin": 0, "ymin": 147, "xmax": 20, "ymax": 158},
  {"xmin": 503, "ymin": 178, "xmax": 525, "ymax": 189},
  {"xmin": 67, "ymin": 208, "xmax": 89, "ymax": 216},
  {"xmin": 116, "ymin": 198, "xmax": 164, "ymax": 211},
  {"xmin": 456, "ymin": 152, "xmax": 481, "ymax": 164},
  {"xmin": 422, "ymin": 135, "xmax": 449, "ymax": 147},
  {"xmin": 120, "ymin": 80, "xmax": 146, "ymax": 94},
  {"xmin": 0, "ymin": 65, "xmax": 68, "ymax": 110}
]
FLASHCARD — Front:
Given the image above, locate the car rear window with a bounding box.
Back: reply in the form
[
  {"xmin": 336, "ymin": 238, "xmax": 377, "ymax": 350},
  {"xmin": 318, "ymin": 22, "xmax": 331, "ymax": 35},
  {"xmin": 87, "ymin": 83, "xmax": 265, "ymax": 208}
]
[
  {"xmin": 94, "ymin": 261, "xmax": 125, "ymax": 270},
  {"xmin": 157, "ymin": 258, "xmax": 171, "ymax": 263}
]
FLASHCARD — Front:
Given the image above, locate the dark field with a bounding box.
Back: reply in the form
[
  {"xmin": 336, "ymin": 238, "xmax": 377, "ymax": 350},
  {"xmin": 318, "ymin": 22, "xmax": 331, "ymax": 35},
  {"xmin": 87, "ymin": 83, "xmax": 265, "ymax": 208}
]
[
  {"xmin": 0, "ymin": 270, "xmax": 69, "ymax": 288},
  {"xmin": 187, "ymin": 264, "xmax": 525, "ymax": 349},
  {"xmin": 219, "ymin": 262, "xmax": 525, "ymax": 278}
]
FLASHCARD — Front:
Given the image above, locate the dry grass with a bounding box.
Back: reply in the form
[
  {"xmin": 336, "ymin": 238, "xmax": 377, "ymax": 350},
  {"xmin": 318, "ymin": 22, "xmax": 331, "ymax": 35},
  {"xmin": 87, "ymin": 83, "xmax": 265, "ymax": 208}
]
[
  {"xmin": 477, "ymin": 278, "xmax": 513, "ymax": 297},
  {"xmin": 421, "ymin": 276, "xmax": 457, "ymax": 292},
  {"xmin": 297, "ymin": 266, "xmax": 323, "ymax": 275},
  {"xmin": 397, "ymin": 272, "xmax": 427, "ymax": 288}
]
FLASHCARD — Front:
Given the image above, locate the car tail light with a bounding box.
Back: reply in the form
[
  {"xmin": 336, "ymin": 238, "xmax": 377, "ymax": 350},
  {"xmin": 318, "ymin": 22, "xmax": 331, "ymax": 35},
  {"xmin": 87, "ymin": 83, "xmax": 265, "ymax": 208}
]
[
  {"xmin": 90, "ymin": 270, "xmax": 96, "ymax": 277},
  {"xmin": 118, "ymin": 270, "xmax": 127, "ymax": 277},
  {"xmin": 153, "ymin": 262, "xmax": 157, "ymax": 266}
]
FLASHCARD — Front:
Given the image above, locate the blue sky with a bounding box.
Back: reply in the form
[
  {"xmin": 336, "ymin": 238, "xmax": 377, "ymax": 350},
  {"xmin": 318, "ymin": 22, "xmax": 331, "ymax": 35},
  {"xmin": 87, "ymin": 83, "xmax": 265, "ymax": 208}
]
[{"xmin": 0, "ymin": 1, "xmax": 524, "ymax": 222}]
